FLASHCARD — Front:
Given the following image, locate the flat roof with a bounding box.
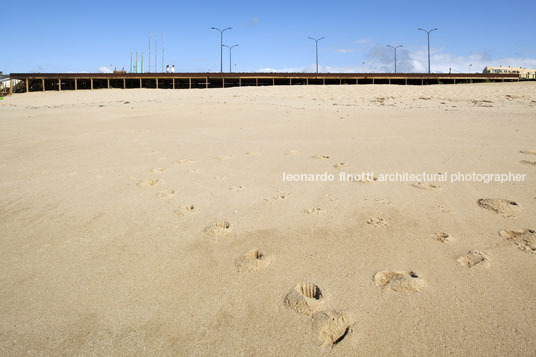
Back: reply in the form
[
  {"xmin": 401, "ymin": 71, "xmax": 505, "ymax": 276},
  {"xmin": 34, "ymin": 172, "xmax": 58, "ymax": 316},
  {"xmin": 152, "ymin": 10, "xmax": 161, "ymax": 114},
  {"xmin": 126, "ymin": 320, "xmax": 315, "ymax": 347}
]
[{"xmin": 9, "ymin": 72, "xmax": 519, "ymax": 80}]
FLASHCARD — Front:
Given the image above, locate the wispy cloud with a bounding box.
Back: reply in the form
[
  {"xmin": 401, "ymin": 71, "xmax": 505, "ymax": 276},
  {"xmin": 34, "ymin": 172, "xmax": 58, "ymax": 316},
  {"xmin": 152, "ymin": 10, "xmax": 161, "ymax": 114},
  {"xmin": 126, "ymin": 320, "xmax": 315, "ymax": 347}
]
[
  {"xmin": 356, "ymin": 38, "xmax": 372, "ymax": 44},
  {"xmin": 30, "ymin": 65, "xmax": 46, "ymax": 73},
  {"xmin": 258, "ymin": 65, "xmax": 362, "ymax": 73},
  {"xmin": 258, "ymin": 46, "xmax": 536, "ymax": 74},
  {"xmin": 258, "ymin": 66, "xmax": 310, "ymax": 73},
  {"xmin": 364, "ymin": 45, "xmax": 414, "ymax": 72},
  {"xmin": 250, "ymin": 17, "xmax": 260, "ymax": 24},
  {"xmin": 336, "ymin": 48, "xmax": 354, "ymax": 53},
  {"xmin": 421, "ymin": 52, "xmax": 536, "ymax": 73},
  {"xmin": 98, "ymin": 66, "xmax": 113, "ymax": 73}
]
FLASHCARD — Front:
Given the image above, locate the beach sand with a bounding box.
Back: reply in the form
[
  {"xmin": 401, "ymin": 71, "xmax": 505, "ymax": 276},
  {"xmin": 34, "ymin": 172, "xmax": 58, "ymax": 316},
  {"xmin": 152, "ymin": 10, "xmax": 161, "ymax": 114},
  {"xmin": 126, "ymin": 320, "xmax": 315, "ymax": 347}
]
[{"xmin": 1, "ymin": 82, "xmax": 535, "ymax": 355}]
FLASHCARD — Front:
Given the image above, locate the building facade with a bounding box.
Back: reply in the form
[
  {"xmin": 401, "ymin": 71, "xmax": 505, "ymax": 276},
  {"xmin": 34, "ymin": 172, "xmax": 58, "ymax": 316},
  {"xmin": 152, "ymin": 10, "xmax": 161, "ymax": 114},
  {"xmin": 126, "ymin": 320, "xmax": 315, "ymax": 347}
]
[{"xmin": 483, "ymin": 66, "xmax": 536, "ymax": 79}]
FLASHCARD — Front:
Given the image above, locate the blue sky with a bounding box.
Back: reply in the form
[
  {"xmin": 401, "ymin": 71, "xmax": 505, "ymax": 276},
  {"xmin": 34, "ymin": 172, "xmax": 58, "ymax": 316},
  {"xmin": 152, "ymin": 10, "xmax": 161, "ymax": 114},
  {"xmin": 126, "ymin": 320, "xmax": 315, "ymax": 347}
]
[{"xmin": 3, "ymin": 0, "xmax": 536, "ymax": 74}]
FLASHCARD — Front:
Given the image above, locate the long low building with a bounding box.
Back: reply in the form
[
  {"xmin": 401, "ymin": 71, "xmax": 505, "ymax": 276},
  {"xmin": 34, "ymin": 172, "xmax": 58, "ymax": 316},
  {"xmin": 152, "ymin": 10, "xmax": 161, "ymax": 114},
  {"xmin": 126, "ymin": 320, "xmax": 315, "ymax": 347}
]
[{"xmin": 6, "ymin": 72, "xmax": 520, "ymax": 94}]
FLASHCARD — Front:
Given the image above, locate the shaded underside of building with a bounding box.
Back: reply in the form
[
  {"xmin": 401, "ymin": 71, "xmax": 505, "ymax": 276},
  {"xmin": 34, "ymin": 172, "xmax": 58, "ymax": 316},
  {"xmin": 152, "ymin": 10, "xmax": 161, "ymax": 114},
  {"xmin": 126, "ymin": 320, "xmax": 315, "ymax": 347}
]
[{"xmin": 7, "ymin": 72, "xmax": 520, "ymax": 93}]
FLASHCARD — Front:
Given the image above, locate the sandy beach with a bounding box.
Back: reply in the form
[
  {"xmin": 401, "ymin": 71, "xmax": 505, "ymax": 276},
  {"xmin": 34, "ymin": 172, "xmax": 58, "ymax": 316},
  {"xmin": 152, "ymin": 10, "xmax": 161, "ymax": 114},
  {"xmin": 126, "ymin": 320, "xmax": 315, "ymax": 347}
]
[{"xmin": 1, "ymin": 82, "xmax": 535, "ymax": 355}]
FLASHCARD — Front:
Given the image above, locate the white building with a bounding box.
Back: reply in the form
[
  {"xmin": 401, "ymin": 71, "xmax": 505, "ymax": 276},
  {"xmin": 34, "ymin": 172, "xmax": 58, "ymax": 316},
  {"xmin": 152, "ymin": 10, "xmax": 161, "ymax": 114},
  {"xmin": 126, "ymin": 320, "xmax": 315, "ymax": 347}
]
[{"xmin": 483, "ymin": 66, "xmax": 536, "ymax": 79}]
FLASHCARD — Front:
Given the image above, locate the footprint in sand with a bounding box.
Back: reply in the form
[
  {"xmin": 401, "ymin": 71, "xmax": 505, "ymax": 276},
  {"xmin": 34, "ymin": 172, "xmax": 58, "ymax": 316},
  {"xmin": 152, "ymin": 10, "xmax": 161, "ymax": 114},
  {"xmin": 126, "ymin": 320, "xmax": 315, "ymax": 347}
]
[
  {"xmin": 324, "ymin": 194, "xmax": 340, "ymax": 202},
  {"xmin": 433, "ymin": 232, "xmax": 453, "ymax": 243},
  {"xmin": 177, "ymin": 159, "xmax": 195, "ymax": 164},
  {"xmin": 312, "ymin": 154, "xmax": 330, "ymax": 159},
  {"xmin": 471, "ymin": 99, "xmax": 493, "ymax": 107},
  {"xmin": 137, "ymin": 178, "xmax": 161, "ymax": 187},
  {"xmin": 229, "ymin": 185, "xmax": 245, "ymax": 192},
  {"xmin": 217, "ymin": 155, "xmax": 233, "ymax": 161},
  {"xmin": 264, "ymin": 192, "xmax": 290, "ymax": 203},
  {"xmin": 353, "ymin": 176, "xmax": 378, "ymax": 184},
  {"xmin": 367, "ymin": 217, "xmax": 388, "ymax": 227},
  {"xmin": 411, "ymin": 182, "xmax": 441, "ymax": 190},
  {"xmin": 312, "ymin": 310, "xmax": 355, "ymax": 346},
  {"xmin": 333, "ymin": 163, "xmax": 349, "ymax": 169},
  {"xmin": 432, "ymin": 204, "xmax": 455, "ymax": 214},
  {"xmin": 150, "ymin": 168, "xmax": 165, "ymax": 173},
  {"xmin": 175, "ymin": 204, "xmax": 200, "ymax": 217},
  {"xmin": 520, "ymin": 160, "xmax": 536, "ymax": 166},
  {"xmin": 457, "ymin": 251, "xmax": 489, "ymax": 268},
  {"xmin": 204, "ymin": 221, "xmax": 232, "ymax": 235},
  {"xmin": 285, "ymin": 150, "xmax": 300, "ymax": 156},
  {"xmin": 375, "ymin": 198, "xmax": 393, "ymax": 206},
  {"xmin": 157, "ymin": 189, "xmax": 175, "ymax": 199},
  {"xmin": 374, "ymin": 271, "xmax": 425, "ymax": 292},
  {"xmin": 477, "ymin": 198, "xmax": 520, "ymax": 217},
  {"xmin": 520, "ymin": 150, "xmax": 536, "ymax": 155},
  {"xmin": 305, "ymin": 208, "xmax": 326, "ymax": 215},
  {"xmin": 284, "ymin": 282, "xmax": 325, "ymax": 315},
  {"xmin": 499, "ymin": 229, "xmax": 536, "ymax": 254},
  {"xmin": 235, "ymin": 249, "xmax": 272, "ymax": 272}
]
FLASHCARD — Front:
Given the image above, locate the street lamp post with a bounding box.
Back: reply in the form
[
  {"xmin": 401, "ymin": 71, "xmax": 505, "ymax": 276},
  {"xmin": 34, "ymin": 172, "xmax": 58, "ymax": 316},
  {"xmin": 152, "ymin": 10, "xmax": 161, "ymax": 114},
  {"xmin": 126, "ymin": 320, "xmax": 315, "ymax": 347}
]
[
  {"xmin": 418, "ymin": 28, "xmax": 438, "ymax": 73},
  {"xmin": 386, "ymin": 45, "xmax": 402, "ymax": 73},
  {"xmin": 308, "ymin": 36, "xmax": 325, "ymax": 74},
  {"xmin": 223, "ymin": 44, "xmax": 239, "ymax": 73},
  {"xmin": 211, "ymin": 26, "xmax": 232, "ymax": 72},
  {"xmin": 469, "ymin": 64, "xmax": 473, "ymax": 73}
]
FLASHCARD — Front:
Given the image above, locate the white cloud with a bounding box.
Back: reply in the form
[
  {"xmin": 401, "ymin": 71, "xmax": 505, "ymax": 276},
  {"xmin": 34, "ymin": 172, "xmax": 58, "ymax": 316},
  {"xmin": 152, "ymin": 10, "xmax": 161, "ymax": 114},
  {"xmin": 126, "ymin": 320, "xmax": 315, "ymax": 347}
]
[
  {"xmin": 364, "ymin": 45, "xmax": 414, "ymax": 73},
  {"xmin": 98, "ymin": 66, "xmax": 113, "ymax": 73},
  {"xmin": 257, "ymin": 51, "xmax": 536, "ymax": 74},
  {"xmin": 257, "ymin": 41, "xmax": 536, "ymax": 74},
  {"xmin": 336, "ymin": 49, "xmax": 354, "ymax": 53},
  {"xmin": 424, "ymin": 52, "xmax": 536, "ymax": 73},
  {"xmin": 258, "ymin": 66, "xmax": 310, "ymax": 73},
  {"xmin": 386, "ymin": 48, "xmax": 536, "ymax": 73},
  {"xmin": 258, "ymin": 65, "xmax": 362, "ymax": 73}
]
